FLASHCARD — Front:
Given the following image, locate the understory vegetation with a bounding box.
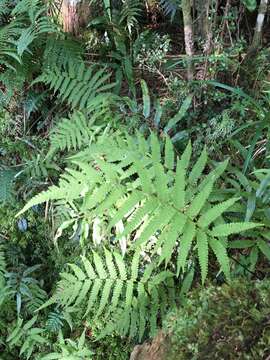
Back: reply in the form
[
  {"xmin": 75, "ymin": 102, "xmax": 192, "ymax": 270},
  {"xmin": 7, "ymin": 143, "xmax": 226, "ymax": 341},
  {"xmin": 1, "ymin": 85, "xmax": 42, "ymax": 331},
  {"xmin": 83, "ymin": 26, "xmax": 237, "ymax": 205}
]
[{"xmin": 0, "ymin": 0, "xmax": 269, "ymax": 359}]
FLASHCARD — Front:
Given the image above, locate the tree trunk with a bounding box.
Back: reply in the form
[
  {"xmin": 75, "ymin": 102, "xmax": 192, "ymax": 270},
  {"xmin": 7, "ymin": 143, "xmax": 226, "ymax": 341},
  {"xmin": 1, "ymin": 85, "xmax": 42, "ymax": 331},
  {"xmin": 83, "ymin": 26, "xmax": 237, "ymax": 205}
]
[
  {"xmin": 196, "ymin": 0, "xmax": 212, "ymax": 54},
  {"xmin": 196, "ymin": 0, "xmax": 208, "ymax": 39},
  {"xmin": 249, "ymin": 0, "xmax": 268, "ymax": 53},
  {"xmin": 61, "ymin": 0, "xmax": 90, "ymax": 35},
  {"xmin": 182, "ymin": 0, "xmax": 194, "ymax": 80}
]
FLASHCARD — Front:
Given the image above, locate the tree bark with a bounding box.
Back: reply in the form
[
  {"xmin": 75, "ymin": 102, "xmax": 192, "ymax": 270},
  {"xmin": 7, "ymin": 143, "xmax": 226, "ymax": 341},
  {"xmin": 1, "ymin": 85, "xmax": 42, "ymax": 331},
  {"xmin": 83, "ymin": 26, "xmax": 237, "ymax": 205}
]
[
  {"xmin": 182, "ymin": 0, "xmax": 194, "ymax": 80},
  {"xmin": 61, "ymin": 0, "xmax": 90, "ymax": 35},
  {"xmin": 196, "ymin": 0, "xmax": 209, "ymax": 39},
  {"xmin": 249, "ymin": 0, "xmax": 268, "ymax": 53}
]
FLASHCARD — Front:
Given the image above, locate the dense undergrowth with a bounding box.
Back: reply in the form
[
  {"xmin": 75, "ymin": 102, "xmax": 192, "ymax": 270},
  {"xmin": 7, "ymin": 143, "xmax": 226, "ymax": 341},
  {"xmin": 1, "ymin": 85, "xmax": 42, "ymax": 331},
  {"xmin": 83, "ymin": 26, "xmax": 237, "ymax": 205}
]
[{"xmin": 0, "ymin": 0, "xmax": 269, "ymax": 359}]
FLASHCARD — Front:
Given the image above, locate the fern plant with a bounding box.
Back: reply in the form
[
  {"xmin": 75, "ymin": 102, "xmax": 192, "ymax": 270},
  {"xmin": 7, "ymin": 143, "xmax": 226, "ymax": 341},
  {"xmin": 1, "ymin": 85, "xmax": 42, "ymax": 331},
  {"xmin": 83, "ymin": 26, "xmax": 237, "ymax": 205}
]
[
  {"xmin": 48, "ymin": 100, "xmax": 115, "ymax": 154},
  {"xmin": 18, "ymin": 132, "xmax": 260, "ymax": 283},
  {"xmin": 34, "ymin": 61, "xmax": 115, "ymax": 111},
  {"xmin": 7, "ymin": 316, "xmax": 46, "ymax": 359},
  {"xmin": 0, "ymin": 0, "xmax": 59, "ymax": 59},
  {"xmin": 159, "ymin": 0, "xmax": 180, "ymax": 19},
  {"xmin": 122, "ymin": 80, "xmax": 191, "ymax": 141},
  {"xmin": 120, "ymin": 0, "xmax": 142, "ymax": 34},
  {"xmin": 42, "ymin": 36, "xmax": 83, "ymax": 70},
  {"xmin": 224, "ymin": 166, "xmax": 270, "ymax": 266},
  {"xmin": 39, "ymin": 249, "xmax": 174, "ymax": 339},
  {"xmin": 0, "ymin": 168, "xmax": 16, "ymax": 203},
  {"xmin": 5, "ymin": 264, "xmax": 47, "ymax": 315},
  {"xmin": 41, "ymin": 330, "xmax": 93, "ymax": 360},
  {"xmin": 46, "ymin": 310, "xmax": 65, "ymax": 333},
  {"xmin": 0, "ymin": 22, "xmax": 21, "ymax": 69}
]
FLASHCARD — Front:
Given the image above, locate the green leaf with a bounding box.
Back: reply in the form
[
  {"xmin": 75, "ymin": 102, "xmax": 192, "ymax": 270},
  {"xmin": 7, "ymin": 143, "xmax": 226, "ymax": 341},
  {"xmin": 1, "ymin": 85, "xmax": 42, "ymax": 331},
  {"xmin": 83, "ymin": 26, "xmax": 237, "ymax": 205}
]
[
  {"xmin": 228, "ymin": 240, "xmax": 255, "ymax": 248},
  {"xmin": 211, "ymin": 222, "xmax": 261, "ymax": 237},
  {"xmin": 154, "ymin": 99, "xmax": 162, "ymax": 127},
  {"xmin": 187, "ymin": 178, "xmax": 215, "ymax": 219},
  {"xmin": 23, "ymin": 316, "xmax": 38, "ymax": 331},
  {"xmin": 141, "ymin": 80, "xmax": 150, "ymax": 118},
  {"xmin": 154, "ymin": 163, "xmax": 168, "ymax": 202},
  {"xmin": 245, "ymin": 193, "xmax": 256, "ymax": 221},
  {"xmin": 164, "ymin": 95, "xmax": 192, "ymax": 133},
  {"xmin": 151, "ymin": 133, "xmax": 161, "ymax": 164},
  {"xmin": 179, "ymin": 267, "xmax": 194, "ymax": 301},
  {"xmin": 109, "ymin": 191, "xmax": 143, "ymax": 229},
  {"xmin": 257, "ymin": 240, "xmax": 270, "ymax": 261},
  {"xmin": 114, "ymin": 252, "xmax": 127, "ymax": 280},
  {"xmin": 179, "ymin": 141, "xmax": 192, "ymax": 169},
  {"xmin": 131, "ymin": 251, "xmax": 140, "ymax": 279},
  {"xmin": 172, "ymin": 142, "xmax": 191, "ymax": 209},
  {"xmin": 209, "ymin": 237, "xmax": 230, "ymax": 281},
  {"xmin": 198, "ymin": 159, "xmax": 228, "ymax": 192},
  {"xmin": 188, "ymin": 147, "xmax": 207, "ymax": 185},
  {"xmin": 164, "ymin": 136, "xmax": 174, "ymax": 170},
  {"xmin": 198, "ymin": 198, "xmax": 240, "ymax": 228},
  {"xmin": 159, "ymin": 214, "xmax": 186, "ymax": 265},
  {"xmin": 196, "ymin": 230, "xmax": 208, "ymax": 284},
  {"xmin": 241, "ymin": 0, "xmax": 257, "ymax": 12},
  {"xmin": 0, "ymin": 168, "xmax": 16, "ymax": 202},
  {"xmin": 172, "ymin": 157, "xmax": 185, "ymax": 209},
  {"xmin": 256, "ymin": 173, "xmax": 270, "ymax": 198},
  {"xmin": 93, "ymin": 252, "xmax": 107, "ymax": 279},
  {"xmin": 135, "ymin": 205, "xmax": 175, "ymax": 248},
  {"xmin": 69, "ymin": 264, "xmax": 86, "ymax": 281},
  {"xmin": 177, "ymin": 221, "xmax": 196, "ymax": 275},
  {"xmin": 134, "ymin": 159, "xmax": 152, "ymax": 194}
]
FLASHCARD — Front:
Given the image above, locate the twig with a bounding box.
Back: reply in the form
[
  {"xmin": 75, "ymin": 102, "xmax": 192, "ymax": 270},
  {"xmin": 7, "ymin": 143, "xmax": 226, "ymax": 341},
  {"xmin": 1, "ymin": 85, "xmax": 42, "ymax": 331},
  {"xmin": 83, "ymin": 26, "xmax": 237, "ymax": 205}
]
[{"xmin": 0, "ymin": 233, "xmax": 9, "ymax": 240}]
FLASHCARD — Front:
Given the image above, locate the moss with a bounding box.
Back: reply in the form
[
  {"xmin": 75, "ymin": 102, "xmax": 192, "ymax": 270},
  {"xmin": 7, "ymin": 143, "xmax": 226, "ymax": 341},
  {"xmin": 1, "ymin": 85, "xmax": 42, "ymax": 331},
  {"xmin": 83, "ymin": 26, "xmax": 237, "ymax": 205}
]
[{"xmin": 163, "ymin": 279, "xmax": 270, "ymax": 359}]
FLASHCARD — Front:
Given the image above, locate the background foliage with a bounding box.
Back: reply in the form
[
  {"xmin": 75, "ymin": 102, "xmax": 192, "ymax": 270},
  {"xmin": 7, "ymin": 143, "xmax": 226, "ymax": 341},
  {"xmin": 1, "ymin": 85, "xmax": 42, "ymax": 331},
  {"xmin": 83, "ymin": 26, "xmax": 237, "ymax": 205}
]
[{"xmin": 0, "ymin": 0, "xmax": 269, "ymax": 358}]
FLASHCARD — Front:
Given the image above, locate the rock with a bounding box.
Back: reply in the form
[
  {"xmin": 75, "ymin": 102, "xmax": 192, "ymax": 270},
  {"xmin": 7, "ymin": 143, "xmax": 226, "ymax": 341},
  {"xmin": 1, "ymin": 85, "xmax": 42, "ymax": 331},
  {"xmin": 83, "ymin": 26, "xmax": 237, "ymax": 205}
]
[{"xmin": 130, "ymin": 331, "xmax": 169, "ymax": 360}]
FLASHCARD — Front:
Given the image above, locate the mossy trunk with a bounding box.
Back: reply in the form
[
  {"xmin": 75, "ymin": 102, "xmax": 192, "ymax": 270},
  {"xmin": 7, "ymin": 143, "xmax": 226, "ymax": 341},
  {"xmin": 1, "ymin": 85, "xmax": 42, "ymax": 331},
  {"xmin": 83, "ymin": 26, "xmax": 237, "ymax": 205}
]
[
  {"xmin": 197, "ymin": 0, "xmax": 211, "ymax": 54},
  {"xmin": 182, "ymin": 0, "xmax": 194, "ymax": 80},
  {"xmin": 249, "ymin": 0, "xmax": 268, "ymax": 53}
]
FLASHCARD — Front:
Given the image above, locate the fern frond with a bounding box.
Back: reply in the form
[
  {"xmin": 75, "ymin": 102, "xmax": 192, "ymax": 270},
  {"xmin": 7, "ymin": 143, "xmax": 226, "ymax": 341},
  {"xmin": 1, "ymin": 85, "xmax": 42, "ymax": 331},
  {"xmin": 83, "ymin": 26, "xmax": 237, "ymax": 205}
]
[
  {"xmin": 196, "ymin": 229, "xmax": 209, "ymax": 284},
  {"xmin": 198, "ymin": 197, "xmax": 240, "ymax": 228},
  {"xmin": 43, "ymin": 37, "xmax": 83, "ymax": 69},
  {"xmin": 257, "ymin": 240, "xmax": 270, "ymax": 261},
  {"xmin": 46, "ymin": 310, "xmax": 64, "ymax": 333},
  {"xmin": 172, "ymin": 158, "xmax": 185, "ymax": 209},
  {"xmin": 44, "ymin": 250, "xmax": 172, "ymax": 339},
  {"xmin": 50, "ymin": 112, "xmax": 91, "ymax": 152},
  {"xmin": 35, "ymin": 62, "xmax": 114, "ymax": 110},
  {"xmin": 177, "ymin": 220, "xmax": 196, "ymax": 275},
  {"xmin": 13, "ymin": 1, "xmax": 58, "ymax": 56},
  {"xmin": 151, "ymin": 132, "xmax": 161, "ymax": 164},
  {"xmin": 18, "ymin": 132, "xmax": 261, "ymax": 283},
  {"xmin": 159, "ymin": 213, "xmax": 186, "ymax": 265},
  {"xmin": 154, "ymin": 163, "xmax": 169, "ymax": 202},
  {"xmin": 109, "ymin": 191, "xmax": 144, "ymax": 229},
  {"xmin": 209, "ymin": 237, "xmax": 230, "ymax": 281},
  {"xmin": 159, "ymin": 0, "xmax": 180, "ymax": 19},
  {"xmin": 134, "ymin": 205, "xmax": 175, "ymax": 248},
  {"xmin": 120, "ymin": 0, "xmax": 142, "ymax": 33},
  {"xmin": 164, "ymin": 136, "xmax": 174, "ymax": 170},
  {"xmin": 0, "ymin": 168, "xmax": 15, "ymax": 202},
  {"xmin": 198, "ymin": 159, "xmax": 229, "ymax": 192},
  {"xmin": 188, "ymin": 146, "xmax": 207, "ymax": 185},
  {"xmin": 187, "ymin": 178, "xmax": 215, "ymax": 219},
  {"xmin": 211, "ymin": 222, "xmax": 261, "ymax": 237},
  {"xmin": 119, "ymin": 197, "xmax": 159, "ymax": 239}
]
